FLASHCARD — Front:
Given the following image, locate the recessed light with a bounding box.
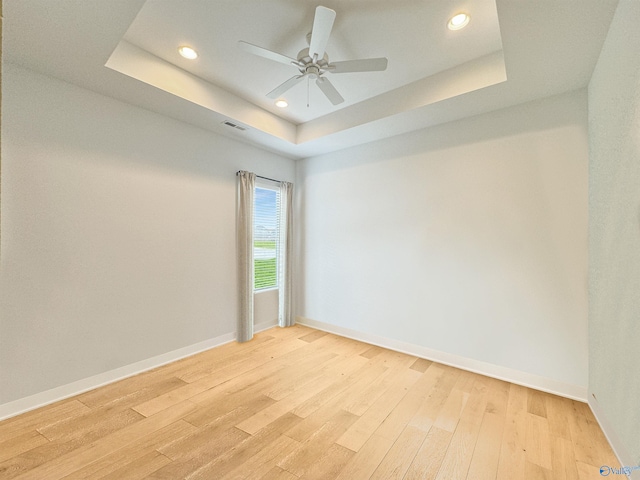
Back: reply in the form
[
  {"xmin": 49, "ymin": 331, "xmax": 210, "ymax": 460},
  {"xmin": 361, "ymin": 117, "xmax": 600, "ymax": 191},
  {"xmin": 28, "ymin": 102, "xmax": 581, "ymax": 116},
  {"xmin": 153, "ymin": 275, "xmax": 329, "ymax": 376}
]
[
  {"xmin": 448, "ymin": 12, "xmax": 470, "ymax": 30},
  {"xmin": 178, "ymin": 46, "xmax": 198, "ymax": 60},
  {"xmin": 275, "ymin": 99, "xmax": 288, "ymax": 108}
]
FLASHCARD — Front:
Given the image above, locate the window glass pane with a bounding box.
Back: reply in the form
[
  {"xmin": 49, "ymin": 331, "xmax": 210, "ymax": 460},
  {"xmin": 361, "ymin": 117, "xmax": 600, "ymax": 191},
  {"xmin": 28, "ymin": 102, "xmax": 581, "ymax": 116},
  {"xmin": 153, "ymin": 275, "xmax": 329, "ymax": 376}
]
[{"xmin": 254, "ymin": 186, "xmax": 279, "ymax": 290}]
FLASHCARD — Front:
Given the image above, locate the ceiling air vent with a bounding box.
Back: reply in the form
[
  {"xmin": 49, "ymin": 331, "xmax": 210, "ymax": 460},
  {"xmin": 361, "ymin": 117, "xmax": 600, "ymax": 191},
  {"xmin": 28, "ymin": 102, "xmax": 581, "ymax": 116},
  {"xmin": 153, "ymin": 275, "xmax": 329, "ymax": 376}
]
[{"xmin": 221, "ymin": 120, "xmax": 247, "ymax": 131}]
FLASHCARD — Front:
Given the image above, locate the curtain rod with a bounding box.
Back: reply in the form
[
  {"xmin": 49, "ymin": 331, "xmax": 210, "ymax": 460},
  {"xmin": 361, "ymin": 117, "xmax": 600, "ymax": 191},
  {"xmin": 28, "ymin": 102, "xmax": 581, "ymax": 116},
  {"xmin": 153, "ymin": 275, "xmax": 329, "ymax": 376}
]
[{"xmin": 236, "ymin": 171, "xmax": 280, "ymax": 183}]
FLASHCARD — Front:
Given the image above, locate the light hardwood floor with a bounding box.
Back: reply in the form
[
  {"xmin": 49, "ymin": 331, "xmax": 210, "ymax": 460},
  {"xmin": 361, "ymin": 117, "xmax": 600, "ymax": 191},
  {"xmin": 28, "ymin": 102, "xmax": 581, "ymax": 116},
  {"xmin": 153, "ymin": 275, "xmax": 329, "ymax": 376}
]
[{"xmin": 0, "ymin": 325, "xmax": 618, "ymax": 479}]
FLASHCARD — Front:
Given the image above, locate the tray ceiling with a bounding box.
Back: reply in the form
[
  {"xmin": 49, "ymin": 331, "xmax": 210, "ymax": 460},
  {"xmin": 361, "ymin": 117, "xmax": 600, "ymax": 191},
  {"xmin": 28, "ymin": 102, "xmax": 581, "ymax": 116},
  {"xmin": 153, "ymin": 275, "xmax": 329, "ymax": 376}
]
[{"xmin": 3, "ymin": 0, "xmax": 619, "ymax": 159}]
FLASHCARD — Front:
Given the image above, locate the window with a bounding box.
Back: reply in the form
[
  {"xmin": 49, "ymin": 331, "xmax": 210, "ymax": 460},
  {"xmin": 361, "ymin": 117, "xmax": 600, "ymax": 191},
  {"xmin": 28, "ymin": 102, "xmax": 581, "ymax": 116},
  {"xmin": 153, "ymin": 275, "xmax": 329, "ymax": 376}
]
[
  {"xmin": 253, "ymin": 183, "xmax": 280, "ymax": 290},
  {"xmin": 237, "ymin": 170, "xmax": 293, "ymax": 340}
]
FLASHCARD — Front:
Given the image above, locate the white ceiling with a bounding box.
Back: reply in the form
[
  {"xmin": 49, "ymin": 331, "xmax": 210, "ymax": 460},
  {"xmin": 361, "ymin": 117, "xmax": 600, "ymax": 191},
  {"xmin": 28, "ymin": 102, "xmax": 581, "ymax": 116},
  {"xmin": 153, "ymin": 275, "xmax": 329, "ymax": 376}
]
[
  {"xmin": 3, "ymin": 0, "xmax": 619, "ymax": 160},
  {"xmin": 122, "ymin": 0, "xmax": 503, "ymax": 124}
]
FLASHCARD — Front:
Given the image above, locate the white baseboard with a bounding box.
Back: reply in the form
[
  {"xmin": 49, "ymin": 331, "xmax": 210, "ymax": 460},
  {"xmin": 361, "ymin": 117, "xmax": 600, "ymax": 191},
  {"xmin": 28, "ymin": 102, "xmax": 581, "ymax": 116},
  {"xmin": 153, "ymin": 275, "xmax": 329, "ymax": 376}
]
[
  {"xmin": 296, "ymin": 316, "xmax": 587, "ymax": 402},
  {"xmin": 0, "ymin": 320, "xmax": 277, "ymax": 422},
  {"xmin": 588, "ymin": 393, "xmax": 640, "ymax": 479}
]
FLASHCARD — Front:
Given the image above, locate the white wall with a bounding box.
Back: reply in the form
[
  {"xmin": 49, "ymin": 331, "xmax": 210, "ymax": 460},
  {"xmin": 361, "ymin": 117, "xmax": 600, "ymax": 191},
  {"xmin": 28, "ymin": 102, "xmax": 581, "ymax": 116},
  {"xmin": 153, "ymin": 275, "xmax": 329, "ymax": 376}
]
[
  {"xmin": 588, "ymin": 0, "xmax": 640, "ymax": 467},
  {"xmin": 296, "ymin": 90, "xmax": 589, "ymax": 393},
  {"xmin": 0, "ymin": 64, "xmax": 295, "ymax": 405}
]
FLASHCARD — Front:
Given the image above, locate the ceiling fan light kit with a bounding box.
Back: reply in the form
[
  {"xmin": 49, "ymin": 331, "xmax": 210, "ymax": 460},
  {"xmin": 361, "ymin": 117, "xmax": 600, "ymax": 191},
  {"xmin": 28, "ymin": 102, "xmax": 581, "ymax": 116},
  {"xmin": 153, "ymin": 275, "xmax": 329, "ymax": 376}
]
[{"xmin": 238, "ymin": 5, "xmax": 388, "ymax": 106}]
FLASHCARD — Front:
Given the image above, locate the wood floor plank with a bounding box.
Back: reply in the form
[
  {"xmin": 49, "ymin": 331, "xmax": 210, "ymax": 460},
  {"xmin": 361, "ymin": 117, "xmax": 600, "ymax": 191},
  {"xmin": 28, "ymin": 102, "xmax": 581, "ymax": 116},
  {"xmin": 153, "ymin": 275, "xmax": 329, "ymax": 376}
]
[
  {"xmin": 360, "ymin": 346, "xmax": 383, "ymax": 359},
  {"xmin": 370, "ymin": 425, "xmax": 426, "ymax": 480},
  {"xmin": 434, "ymin": 380, "xmax": 488, "ymax": 480},
  {"xmin": 61, "ymin": 420, "xmax": 197, "ymax": 479},
  {"xmin": 259, "ymin": 466, "xmax": 298, "ymax": 480},
  {"xmin": 286, "ymin": 363, "xmax": 389, "ymax": 443},
  {"xmin": 187, "ymin": 354, "xmax": 306, "ymax": 409},
  {"xmin": 525, "ymin": 460, "xmax": 554, "ymax": 480},
  {"xmin": 465, "ymin": 411, "xmax": 505, "ymax": 480},
  {"xmin": 148, "ymin": 428, "xmax": 247, "ymax": 480},
  {"xmin": 432, "ymin": 387, "xmax": 469, "ymax": 433},
  {"xmin": 133, "ymin": 333, "xmax": 309, "ymax": 417},
  {"xmin": 335, "ymin": 433, "xmax": 395, "ymax": 480},
  {"xmin": 550, "ymin": 436, "xmax": 580, "ymax": 480},
  {"xmin": 0, "ymin": 401, "xmax": 91, "ymax": 442},
  {"xmin": 0, "ymin": 408, "xmax": 145, "ymax": 480},
  {"xmin": 374, "ymin": 348, "xmax": 419, "ymax": 369},
  {"xmin": 76, "ymin": 375, "xmax": 188, "ymax": 410},
  {"xmin": 220, "ymin": 434, "xmax": 300, "ymax": 480},
  {"xmin": 37, "ymin": 406, "xmax": 144, "ymax": 442},
  {"xmin": 131, "ymin": 375, "xmax": 229, "ymax": 418},
  {"xmin": 566, "ymin": 400, "xmax": 618, "ymax": 468},
  {"xmin": 374, "ymin": 363, "xmax": 447, "ymax": 441},
  {"xmin": 464, "ymin": 377, "xmax": 509, "ymax": 480},
  {"xmin": 0, "ymin": 430, "xmax": 49, "ymax": 464},
  {"xmin": 335, "ymin": 367, "xmax": 422, "ymax": 452},
  {"xmin": 11, "ymin": 400, "xmax": 199, "ymax": 480},
  {"xmin": 261, "ymin": 351, "xmax": 340, "ymax": 401},
  {"xmin": 576, "ymin": 460, "xmax": 612, "ymax": 479},
  {"xmin": 278, "ymin": 409, "xmax": 358, "ymax": 477},
  {"xmin": 0, "ymin": 433, "xmax": 89, "ymax": 479},
  {"xmin": 408, "ymin": 364, "xmax": 459, "ymax": 432},
  {"xmin": 182, "ymin": 344, "xmax": 346, "ymax": 429},
  {"xmin": 545, "ymin": 394, "xmax": 572, "ymax": 441},
  {"xmin": 496, "ymin": 383, "xmax": 528, "ymax": 480},
  {"xmin": 452, "ymin": 369, "xmax": 477, "ymax": 394},
  {"xmin": 410, "ymin": 358, "xmax": 432, "ymax": 373},
  {"xmin": 525, "ymin": 412, "xmax": 553, "ymax": 470},
  {"xmin": 158, "ymin": 398, "xmax": 273, "ymax": 460},
  {"xmin": 149, "ymin": 427, "xmax": 249, "ymax": 479},
  {"xmin": 184, "ymin": 413, "xmax": 303, "ymax": 479},
  {"xmin": 404, "ymin": 426, "xmax": 453, "ymax": 480},
  {"xmin": 192, "ymin": 324, "xmax": 307, "ymax": 367},
  {"xmin": 0, "ymin": 326, "xmax": 619, "ymax": 480},
  {"xmin": 528, "ymin": 390, "xmax": 548, "ymax": 418},
  {"xmin": 298, "ymin": 443, "xmax": 354, "ymax": 480},
  {"xmin": 98, "ymin": 450, "xmax": 171, "ymax": 480},
  {"xmin": 124, "ymin": 331, "xmax": 280, "ymax": 388},
  {"xmin": 298, "ymin": 330, "xmax": 328, "ymax": 343},
  {"xmin": 181, "ymin": 390, "xmax": 277, "ymax": 429},
  {"xmin": 186, "ymin": 332, "xmax": 342, "ymax": 408},
  {"xmin": 173, "ymin": 333, "xmax": 279, "ymax": 384},
  {"xmin": 339, "ymin": 366, "xmax": 398, "ymax": 417},
  {"xmin": 236, "ymin": 374, "xmax": 338, "ymax": 435},
  {"xmin": 195, "ymin": 344, "xmax": 340, "ymax": 414},
  {"xmin": 289, "ymin": 355, "xmax": 372, "ymax": 419},
  {"xmin": 483, "ymin": 377, "xmax": 510, "ymax": 417}
]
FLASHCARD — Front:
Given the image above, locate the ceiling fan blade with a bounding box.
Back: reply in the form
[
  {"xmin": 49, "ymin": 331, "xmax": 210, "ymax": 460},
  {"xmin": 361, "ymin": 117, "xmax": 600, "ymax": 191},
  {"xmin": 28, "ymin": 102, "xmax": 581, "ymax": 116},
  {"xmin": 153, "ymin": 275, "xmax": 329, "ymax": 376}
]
[
  {"xmin": 309, "ymin": 6, "xmax": 336, "ymax": 59},
  {"xmin": 267, "ymin": 75, "xmax": 305, "ymax": 98},
  {"xmin": 329, "ymin": 57, "xmax": 388, "ymax": 73},
  {"xmin": 316, "ymin": 77, "xmax": 344, "ymax": 105},
  {"xmin": 238, "ymin": 41, "xmax": 301, "ymax": 67}
]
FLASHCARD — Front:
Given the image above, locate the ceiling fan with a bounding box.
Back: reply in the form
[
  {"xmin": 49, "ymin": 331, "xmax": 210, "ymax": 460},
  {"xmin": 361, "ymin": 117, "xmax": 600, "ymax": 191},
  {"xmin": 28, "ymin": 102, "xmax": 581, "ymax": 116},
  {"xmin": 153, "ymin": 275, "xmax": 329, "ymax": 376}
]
[{"xmin": 238, "ymin": 5, "xmax": 388, "ymax": 105}]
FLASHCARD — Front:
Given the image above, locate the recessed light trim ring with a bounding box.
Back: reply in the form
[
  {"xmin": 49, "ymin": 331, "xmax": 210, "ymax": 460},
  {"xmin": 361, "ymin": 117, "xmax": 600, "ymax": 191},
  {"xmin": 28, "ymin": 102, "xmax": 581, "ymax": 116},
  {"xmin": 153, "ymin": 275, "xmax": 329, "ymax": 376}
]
[
  {"xmin": 448, "ymin": 12, "xmax": 470, "ymax": 30},
  {"xmin": 178, "ymin": 45, "xmax": 198, "ymax": 59}
]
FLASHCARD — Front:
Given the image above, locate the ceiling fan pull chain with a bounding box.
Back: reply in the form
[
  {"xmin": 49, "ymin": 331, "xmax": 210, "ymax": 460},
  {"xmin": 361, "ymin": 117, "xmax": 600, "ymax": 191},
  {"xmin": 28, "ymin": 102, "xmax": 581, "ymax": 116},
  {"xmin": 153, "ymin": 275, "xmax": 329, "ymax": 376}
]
[{"xmin": 307, "ymin": 76, "xmax": 310, "ymax": 108}]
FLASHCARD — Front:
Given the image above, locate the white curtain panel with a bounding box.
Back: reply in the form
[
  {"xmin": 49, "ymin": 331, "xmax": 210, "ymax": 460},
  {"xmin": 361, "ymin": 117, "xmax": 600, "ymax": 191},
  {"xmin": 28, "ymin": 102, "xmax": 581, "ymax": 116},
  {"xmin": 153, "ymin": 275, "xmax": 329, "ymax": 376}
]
[
  {"xmin": 236, "ymin": 171, "xmax": 255, "ymax": 342},
  {"xmin": 278, "ymin": 181, "xmax": 294, "ymax": 327}
]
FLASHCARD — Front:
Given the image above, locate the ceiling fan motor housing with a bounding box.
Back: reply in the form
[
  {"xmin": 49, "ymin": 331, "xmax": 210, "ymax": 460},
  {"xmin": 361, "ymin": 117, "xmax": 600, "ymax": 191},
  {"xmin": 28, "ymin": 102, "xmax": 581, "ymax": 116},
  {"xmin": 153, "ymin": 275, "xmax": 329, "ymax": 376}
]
[
  {"xmin": 297, "ymin": 48, "xmax": 330, "ymax": 69},
  {"xmin": 304, "ymin": 65, "xmax": 321, "ymax": 80}
]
